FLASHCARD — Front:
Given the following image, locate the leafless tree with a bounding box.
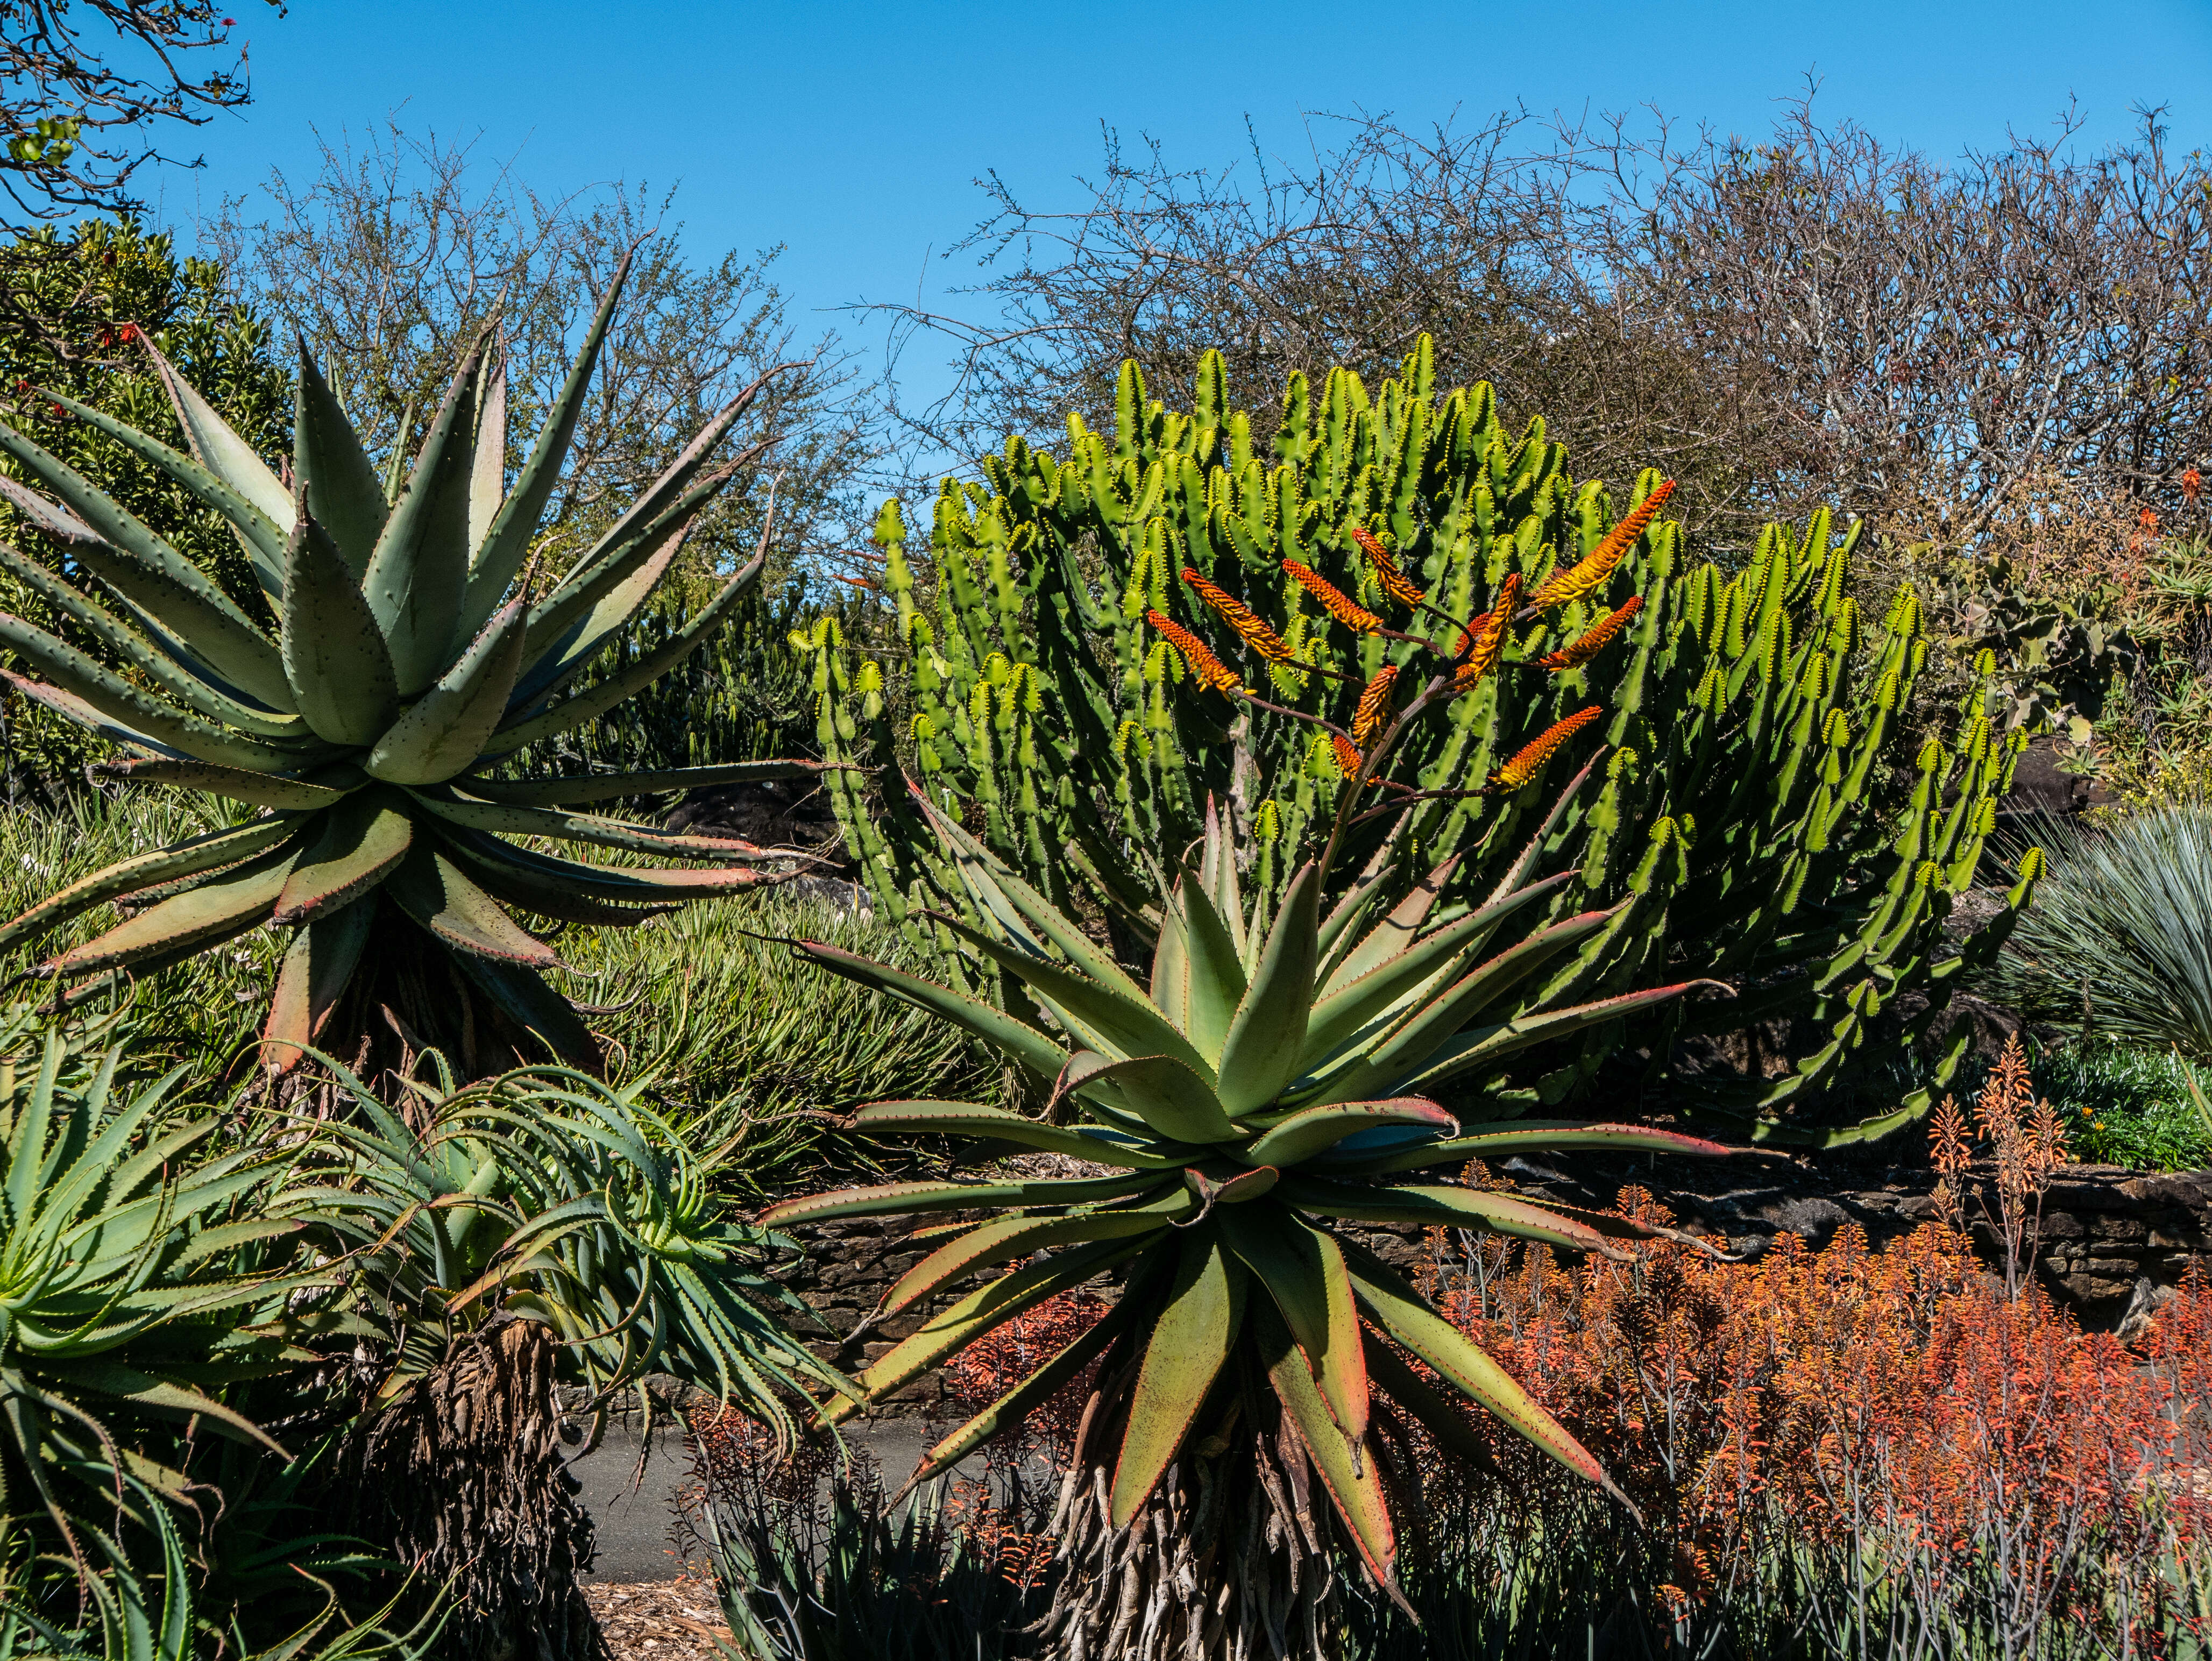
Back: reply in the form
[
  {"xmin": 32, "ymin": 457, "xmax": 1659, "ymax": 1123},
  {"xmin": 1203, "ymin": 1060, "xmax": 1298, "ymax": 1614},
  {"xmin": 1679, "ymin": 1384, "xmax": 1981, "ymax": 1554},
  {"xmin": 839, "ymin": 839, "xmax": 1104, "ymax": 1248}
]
[
  {"xmin": 877, "ymin": 97, "xmax": 2212, "ymax": 585},
  {"xmin": 207, "ymin": 120, "xmax": 870, "ymax": 584}
]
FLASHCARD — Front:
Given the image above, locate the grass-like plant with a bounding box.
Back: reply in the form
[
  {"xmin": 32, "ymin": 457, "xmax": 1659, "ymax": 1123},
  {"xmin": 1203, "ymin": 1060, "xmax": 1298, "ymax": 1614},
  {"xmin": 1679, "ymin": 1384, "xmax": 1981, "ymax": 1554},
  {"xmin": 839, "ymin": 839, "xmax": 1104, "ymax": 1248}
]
[{"xmin": 1984, "ymin": 801, "xmax": 2212, "ymax": 1061}]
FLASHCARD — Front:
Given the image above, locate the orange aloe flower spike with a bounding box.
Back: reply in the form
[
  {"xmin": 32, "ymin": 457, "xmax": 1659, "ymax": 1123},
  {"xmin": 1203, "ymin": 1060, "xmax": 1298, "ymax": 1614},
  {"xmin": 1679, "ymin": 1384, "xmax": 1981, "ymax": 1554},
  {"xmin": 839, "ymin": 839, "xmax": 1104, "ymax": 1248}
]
[
  {"xmin": 1348, "ymin": 527, "xmax": 1425, "ymax": 610},
  {"xmin": 1182, "ymin": 567, "xmax": 1294, "ymax": 664},
  {"xmin": 1284, "ymin": 559, "xmax": 1382, "ymax": 634},
  {"xmin": 1488, "ymin": 706, "xmax": 1604, "ymax": 792},
  {"xmin": 1539, "ymin": 595, "xmax": 1644, "ymax": 672},
  {"xmin": 1351, "ymin": 664, "xmax": 1399, "ymax": 746},
  {"xmin": 1527, "ymin": 479, "xmax": 1676, "ymax": 613},
  {"xmin": 1331, "ymin": 733, "xmax": 1364, "ymax": 777},
  {"xmin": 1145, "ymin": 609, "xmax": 1243, "ymax": 694},
  {"xmin": 1448, "ymin": 572, "xmax": 1523, "ymax": 697}
]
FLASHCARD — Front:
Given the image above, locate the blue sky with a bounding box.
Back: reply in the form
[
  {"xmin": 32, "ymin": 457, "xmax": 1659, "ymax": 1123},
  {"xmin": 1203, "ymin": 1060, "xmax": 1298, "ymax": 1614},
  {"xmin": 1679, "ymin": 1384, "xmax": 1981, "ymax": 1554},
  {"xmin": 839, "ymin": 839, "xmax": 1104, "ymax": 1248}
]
[{"xmin": 148, "ymin": 0, "xmax": 2212, "ymax": 427}]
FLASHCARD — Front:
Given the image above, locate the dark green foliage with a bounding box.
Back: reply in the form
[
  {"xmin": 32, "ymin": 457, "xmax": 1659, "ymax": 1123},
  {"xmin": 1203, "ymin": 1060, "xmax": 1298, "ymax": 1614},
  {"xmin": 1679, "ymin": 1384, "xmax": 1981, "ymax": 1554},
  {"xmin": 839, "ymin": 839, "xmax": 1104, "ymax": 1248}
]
[
  {"xmin": 2021, "ymin": 1039, "xmax": 2212, "ymax": 1172},
  {"xmin": 807, "ymin": 343, "xmax": 2036, "ymax": 1140}
]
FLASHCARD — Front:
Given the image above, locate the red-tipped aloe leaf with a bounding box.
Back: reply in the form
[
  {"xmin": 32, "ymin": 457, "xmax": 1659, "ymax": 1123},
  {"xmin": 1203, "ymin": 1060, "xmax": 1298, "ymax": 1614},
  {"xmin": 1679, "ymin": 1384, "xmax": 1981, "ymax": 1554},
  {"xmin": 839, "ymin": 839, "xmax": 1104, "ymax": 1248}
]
[
  {"xmin": 294, "ymin": 345, "xmax": 388, "ymax": 579},
  {"xmin": 1278, "ymin": 1179, "xmax": 1631, "ymax": 1260},
  {"xmin": 847, "ymin": 1101, "xmax": 1189, "ymax": 1169},
  {"xmin": 1058, "ymin": 1051, "xmax": 1237, "ymax": 1144},
  {"xmin": 364, "ymin": 592, "xmax": 527, "ymax": 785},
  {"xmin": 281, "ymin": 503, "xmax": 399, "ymax": 745},
  {"xmin": 273, "ymin": 791, "xmax": 413, "ymax": 926},
  {"xmin": 792, "ymin": 940, "xmax": 1070, "ymax": 1083},
  {"xmin": 264, "ymin": 898, "xmax": 374, "ymax": 1074},
  {"xmin": 1352, "ymin": 1119, "xmax": 1745, "ymax": 1176},
  {"xmin": 1109, "ymin": 1229, "xmax": 1245, "ymax": 1528},
  {"xmin": 383, "ymin": 845, "xmax": 556, "ymax": 967},
  {"xmin": 761, "ymin": 1171, "xmax": 1165, "ymax": 1228},
  {"xmin": 884, "ymin": 1194, "xmax": 1186, "ymax": 1317},
  {"xmin": 1213, "ymin": 861, "xmax": 1321, "ymax": 1115},
  {"xmin": 1242, "ymin": 1099, "xmax": 1457, "ymax": 1167},
  {"xmin": 42, "ymin": 841, "xmax": 297, "ymax": 978},
  {"xmin": 1218, "ymin": 1205, "xmax": 1369, "ymax": 1443},
  {"xmin": 1253, "ymin": 1296, "xmax": 1397, "ymax": 1589},
  {"xmin": 362, "ymin": 349, "xmax": 481, "ymax": 694},
  {"xmin": 0, "ymin": 816, "xmax": 297, "ymax": 955}
]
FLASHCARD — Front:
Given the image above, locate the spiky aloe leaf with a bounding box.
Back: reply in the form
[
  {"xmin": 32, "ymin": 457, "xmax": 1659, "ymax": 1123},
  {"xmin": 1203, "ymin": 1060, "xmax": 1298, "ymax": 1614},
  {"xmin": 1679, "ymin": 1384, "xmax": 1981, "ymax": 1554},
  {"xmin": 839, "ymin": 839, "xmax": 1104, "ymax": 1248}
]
[
  {"xmin": 363, "ymin": 349, "xmax": 481, "ymax": 695},
  {"xmin": 293, "ymin": 344, "xmax": 389, "ymax": 579},
  {"xmin": 1254, "ymin": 1296, "xmax": 1397, "ymax": 1590},
  {"xmin": 846, "ymin": 1100, "xmax": 1191, "ymax": 1169},
  {"xmin": 0, "ymin": 815, "xmax": 298, "ymax": 955},
  {"xmin": 1218, "ymin": 1204, "xmax": 1368, "ymax": 1443},
  {"xmin": 1058, "ymin": 1051, "xmax": 1237, "ymax": 1143},
  {"xmin": 1280, "ymin": 1177, "xmax": 1634, "ymax": 1258},
  {"xmin": 138, "ymin": 328, "xmax": 294, "ymax": 531},
  {"xmin": 0, "ymin": 423, "xmax": 292, "ymax": 707},
  {"xmin": 264, "ymin": 899, "xmax": 375, "ymax": 1072},
  {"xmin": 761, "ymin": 1172, "xmax": 1165, "ymax": 1227},
  {"xmin": 458, "ymin": 252, "xmax": 632, "ymax": 633},
  {"xmin": 384, "ymin": 846, "xmax": 556, "ymax": 967},
  {"xmin": 1109, "ymin": 1229, "xmax": 1244, "ymax": 1527},
  {"xmin": 883, "ymin": 1194, "xmax": 1188, "ymax": 1317},
  {"xmin": 469, "ymin": 359, "xmax": 507, "ymax": 561},
  {"xmin": 448, "ymin": 953, "xmax": 601, "ymax": 1071},
  {"xmin": 280, "ymin": 503, "xmax": 399, "ymax": 746},
  {"xmin": 0, "ymin": 618, "xmax": 310, "ymax": 773},
  {"xmin": 363, "ymin": 594, "xmax": 526, "ymax": 785},
  {"xmin": 1214, "ymin": 861, "xmax": 1321, "ymax": 1114},
  {"xmin": 41, "ymin": 840, "xmax": 297, "ymax": 977},
  {"xmin": 90, "ymin": 757, "xmax": 351, "ymax": 811},
  {"xmin": 408, "ymin": 789, "xmax": 772, "ymax": 864},
  {"xmin": 273, "ymin": 790, "xmax": 413, "ymax": 926},
  {"xmin": 458, "ymin": 758, "xmax": 825, "ymax": 809},
  {"xmin": 791, "ymin": 940, "xmax": 1071, "ymax": 1083},
  {"xmin": 1242, "ymin": 1099, "xmax": 1456, "ymax": 1166}
]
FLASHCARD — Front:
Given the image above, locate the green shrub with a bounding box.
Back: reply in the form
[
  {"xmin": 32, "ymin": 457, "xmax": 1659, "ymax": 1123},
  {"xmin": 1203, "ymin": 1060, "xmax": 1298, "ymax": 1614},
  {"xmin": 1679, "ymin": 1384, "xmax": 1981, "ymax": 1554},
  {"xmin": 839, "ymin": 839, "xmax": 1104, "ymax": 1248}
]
[{"xmin": 2022, "ymin": 1039, "xmax": 2212, "ymax": 1172}]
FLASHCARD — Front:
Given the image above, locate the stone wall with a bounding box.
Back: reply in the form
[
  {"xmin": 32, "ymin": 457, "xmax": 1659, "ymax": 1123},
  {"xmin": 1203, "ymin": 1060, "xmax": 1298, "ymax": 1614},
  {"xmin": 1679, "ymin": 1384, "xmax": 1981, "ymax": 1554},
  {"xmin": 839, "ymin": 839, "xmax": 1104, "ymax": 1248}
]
[{"xmin": 776, "ymin": 1158, "xmax": 2212, "ymax": 1387}]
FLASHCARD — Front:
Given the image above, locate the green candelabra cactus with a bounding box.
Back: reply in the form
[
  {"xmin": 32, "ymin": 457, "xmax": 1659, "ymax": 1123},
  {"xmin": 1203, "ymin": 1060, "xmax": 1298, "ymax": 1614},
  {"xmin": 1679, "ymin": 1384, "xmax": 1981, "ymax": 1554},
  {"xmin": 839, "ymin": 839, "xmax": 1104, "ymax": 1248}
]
[{"xmin": 805, "ymin": 340, "xmax": 2039, "ymax": 1141}]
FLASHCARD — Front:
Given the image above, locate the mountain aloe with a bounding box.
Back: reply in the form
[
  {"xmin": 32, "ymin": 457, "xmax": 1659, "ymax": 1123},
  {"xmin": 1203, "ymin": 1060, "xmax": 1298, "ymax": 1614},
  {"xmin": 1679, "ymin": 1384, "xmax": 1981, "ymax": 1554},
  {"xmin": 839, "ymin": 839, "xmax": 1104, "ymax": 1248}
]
[
  {"xmin": 765, "ymin": 772, "xmax": 1750, "ymax": 1655},
  {"xmin": 0, "ymin": 257, "xmax": 814, "ymax": 1077}
]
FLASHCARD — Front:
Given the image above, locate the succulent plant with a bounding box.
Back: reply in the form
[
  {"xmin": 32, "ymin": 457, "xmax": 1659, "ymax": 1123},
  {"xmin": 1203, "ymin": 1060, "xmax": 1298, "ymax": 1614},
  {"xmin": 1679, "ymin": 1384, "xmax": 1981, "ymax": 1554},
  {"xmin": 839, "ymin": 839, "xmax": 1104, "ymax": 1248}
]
[
  {"xmin": 764, "ymin": 779, "xmax": 1746, "ymax": 1648},
  {"xmin": 0, "ymin": 258, "xmax": 815, "ymax": 1075}
]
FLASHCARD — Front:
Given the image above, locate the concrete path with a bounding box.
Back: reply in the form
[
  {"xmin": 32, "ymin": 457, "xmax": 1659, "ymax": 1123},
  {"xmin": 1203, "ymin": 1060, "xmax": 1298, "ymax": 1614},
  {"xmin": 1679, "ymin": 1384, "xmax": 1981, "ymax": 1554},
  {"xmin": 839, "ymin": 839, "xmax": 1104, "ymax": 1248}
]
[{"xmin": 569, "ymin": 1419, "xmax": 938, "ymax": 1583}]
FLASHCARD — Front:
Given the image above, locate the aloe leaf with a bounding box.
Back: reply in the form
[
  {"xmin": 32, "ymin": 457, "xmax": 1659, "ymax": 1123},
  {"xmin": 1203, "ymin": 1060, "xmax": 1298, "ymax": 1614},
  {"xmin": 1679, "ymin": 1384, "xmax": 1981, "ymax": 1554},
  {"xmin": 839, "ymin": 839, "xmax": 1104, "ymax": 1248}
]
[
  {"xmin": 909, "ymin": 783, "xmax": 1150, "ymax": 1000},
  {"xmin": 281, "ymin": 503, "xmax": 400, "ymax": 745},
  {"xmin": 29, "ymin": 384, "xmax": 285, "ymax": 593},
  {"xmin": 0, "ymin": 425, "xmax": 293, "ymax": 707},
  {"xmin": 364, "ymin": 593, "xmax": 526, "ymax": 785},
  {"xmin": 487, "ymin": 543, "xmax": 765, "ymax": 756},
  {"xmin": 790, "ymin": 939, "xmax": 1070, "ymax": 1083},
  {"xmin": 1364, "ymin": 1335, "xmax": 1501, "ymax": 1476},
  {"xmin": 1388, "ymin": 978, "xmax": 1726, "ymax": 1097},
  {"xmin": 828, "ymin": 1236, "xmax": 1152, "ymax": 1424},
  {"xmin": 1344, "ymin": 1244, "xmax": 1629, "ymax": 1510},
  {"xmin": 1322, "ymin": 852, "xmax": 1463, "ymax": 996},
  {"xmin": 1149, "ymin": 888, "xmax": 1193, "ymax": 1034},
  {"xmin": 1197, "ymin": 797, "xmax": 1246, "ymax": 961},
  {"xmin": 1218, "ymin": 1205, "xmax": 1368, "ymax": 1442},
  {"xmin": 1350, "ymin": 1119, "xmax": 1743, "ymax": 1176},
  {"xmin": 362, "ymin": 348, "xmax": 481, "ymax": 694},
  {"xmin": 0, "ymin": 619, "xmax": 316, "ymax": 773},
  {"xmin": 459, "ymin": 253, "xmax": 632, "ymax": 633},
  {"xmin": 1109, "ymin": 1227, "xmax": 1243, "ymax": 1527},
  {"xmin": 264, "ymin": 899, "xmax": 374, "ymax": 1073},
  {"xmin": 273, "ymin": 791, "xmax": 413, "ymax": 926},
  {"xmin": 41, "ymin": 841, "xmax": 297, "ymax": 978},
  {"xmin": 1478, "ymin": 754, "xmax": 1601, "ymax": 908},
  {"xmin": 932, "ymin": 913, "xmax": 1216, "ymax": 1083},
  {"xmin": 885, "ymin": 1195, "xmax": 1186, "ymax": 1317},
  {"xmin": 1213, "ymin": 861, "xmax": 1321, "ymax": 1115},
  {"xmin": 293, "ymin": 345, "xmax": 388, "ymax": 580},
  {"xmin": 0, "ymin": 540, "xmax": 300, "ymax": 740},
  {"xmin": 434, "ymin": 837, "xmax": 677, "ymax": 928},
  {"xmin": 409, "ymin": 788, "xmax": 774, "ymax": 864},
  {"xmin": 457, "ymin": 759, "xmax": 826, "ymax": 808},
  {"xmin": 1303, "ymin": 871, "xmax": 1574, "ymax": 1067},
  {"xmin": 903, "ymin": 1296, "xmax": 1136, "ymax": 1493},
  {"xmin": 1059, "ymin": 1050, "xmax": 1238, "ymax": 1143},
  {"xmin": 1253, "ymin": 1295, "xmax": 1397, "ymax": 1590},
  {"xmin": 469, "ymin": 357, "xmax": 507, "ymax": 564},
  {"xmin": 0, "ymin": 663, "xmax": 182, "ymax": 759},
  {"xmin": 1175, "ymin": 874, "xmax": 1246, "ymax": 1063},
  {"xmin": 1279, "ymin": 1178, "xmax": 1630, "ymax": 1259},
  {"xmin": 435, "ymin": 825, "xmax": 773, "ymax": 903},
  {"xmin": 537, "ymin": 370, "xmax": 774, "ymax": 613},
  {"xmin": 1356, "ymin": 905, "xmax": 1622, "ymax": 1085},
  {"xmin": 1242, "ymin": 1099, "xmax": 1456, "ymax": 1167},
  {"xmin": 137, "ymin": 329, "xmax": 293, "ymax": 530},
  {"xmin": 448, "ymin": 952, "xmax": 601, "ymax": 1071},
  {"xmin": 92, "ymin": 758, "xmax": 348, "ymax": 810},
  {"xmin": 846, "ymin": 1101, "xmax": 1190, "ymax": 1169},
  {"xmin": 762, "ymin": 1170, "xmax": 1165, "ymax": 1227},
  {"xmin": 384, "ymin": 845, "xmax": 555, "ymax": 967},
  {"xmin": 512, "ymin": 463, "xmax": 737, "ymax": 684},
  {"xmin": 0, "ymin": 816, "xmax": 297, "ymax": 955}
]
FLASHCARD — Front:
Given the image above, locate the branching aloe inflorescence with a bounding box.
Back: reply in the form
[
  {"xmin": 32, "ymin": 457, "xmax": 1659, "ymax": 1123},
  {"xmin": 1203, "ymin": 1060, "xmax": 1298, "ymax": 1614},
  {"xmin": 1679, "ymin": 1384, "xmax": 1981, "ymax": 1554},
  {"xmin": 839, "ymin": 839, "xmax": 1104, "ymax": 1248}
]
[{"xmin": 0, "ymin": 258, "xmax": 819, "ymax": 1074}]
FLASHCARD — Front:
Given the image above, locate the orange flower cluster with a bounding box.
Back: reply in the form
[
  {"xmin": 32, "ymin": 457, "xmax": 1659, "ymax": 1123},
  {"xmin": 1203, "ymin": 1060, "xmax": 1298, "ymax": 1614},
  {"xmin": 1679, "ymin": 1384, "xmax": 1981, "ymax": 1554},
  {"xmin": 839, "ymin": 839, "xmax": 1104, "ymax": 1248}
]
[
  {"xmin": 1351, "ymin": 664, "xmax": 1400, "ymax": 746},
  {"xmin": 1488, "ymin": 705, "xmax": 1602, "ymax": 791},
  {"xmin": 1413, "ymin": 1195, "xmax": 2212, "ymax": 1651},
  {"xmin": 1449, "ymin": 573, "xmax": 1522, "ymax": 696},
  {"xmin": 1145, "ymin": 608, "xmax": 1242, "ymax": 694},
  {"xmin": 1284, "ymin": 558, "xmax": 1383, "ymax": 634},
  {"xmin": 1539, "ymin": 595, "xmax": 1644, "ymax": 672},
  {"xmin": 1527, "ymin": 479, "xmax": 1676, "ymax": 612},
  {"xmin": 1349, "ymin": 526, "xmax": 1426, "ymax": 609},
  {"xmin": 1331, "ymin": 732, "xmax": 1364, "ymax": 777},
  {"xmin": 1182, "ymin": 567, "xmax": 1294, "ymax": 664}
]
